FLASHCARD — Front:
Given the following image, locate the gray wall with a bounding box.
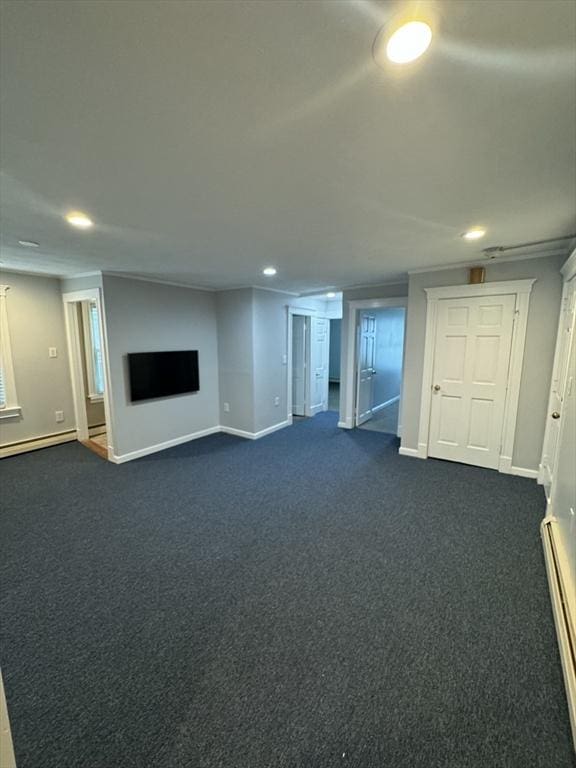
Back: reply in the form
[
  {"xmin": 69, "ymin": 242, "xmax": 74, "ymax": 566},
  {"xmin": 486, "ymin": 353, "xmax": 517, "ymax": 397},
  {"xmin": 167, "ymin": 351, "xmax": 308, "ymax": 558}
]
[
  {"xmin": 0, "ymin": 271, "xmax": 75, "ymax": 445},
  {"xmin": 340, "ymin": 283, "xmax": 409, "ymax": 419},
  {"xmin": 400, "ymin": 255, "xmax": 564, "ymax": 470},
  {"xmin": 61, "ymin": 274, "xmax": 103, "ymax": 293},
  {"xmin": 371, "ymin": 307, "xmax": 405, "ymax": 408},
  {"xmin": 217, "ymin": 289, "xmax": 295, "ymax": 434},
  {"xmin": 216, "ymin": 289, "xmax": 255, "ymax": 433},
  {"xmin": 253, "ymin": 289, "xmax": 289, "ymax": 433},
  {"xmin": 102, "ymin": 275, "xmax": 219, "ymax": 458},
  {"xmin": 329, "ymin": 319, "xmax": 341, "ymax": 381}
]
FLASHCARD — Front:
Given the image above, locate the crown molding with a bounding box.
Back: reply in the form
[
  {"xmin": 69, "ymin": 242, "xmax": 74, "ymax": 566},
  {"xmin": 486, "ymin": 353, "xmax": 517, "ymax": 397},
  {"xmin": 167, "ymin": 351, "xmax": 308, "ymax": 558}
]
[
  {"xmin": 249, "ymin": 285, "xmax": 300, "ymax": 296},
  {"xmin": 407, "ymin": 249, "xmax": 567, "ymax": 275},
  {"xmin": 101, "ymin": 272, "xmax": 216, "ymax": 291}
]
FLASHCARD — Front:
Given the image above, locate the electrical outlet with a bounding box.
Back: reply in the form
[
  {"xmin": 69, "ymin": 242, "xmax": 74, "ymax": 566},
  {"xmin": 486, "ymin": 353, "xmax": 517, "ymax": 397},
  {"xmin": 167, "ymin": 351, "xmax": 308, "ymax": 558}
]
[
  {"xmin": 282, "ymin": 354, "xmax": 287, "ymax": 365},
  {"xmin": 55, "ymin": 410, "xmax": 64, "ymax": 423},
  {"xmin": 48, "ymin": 347, "xmax": 57, "ymax": 358},
  {"xmin": 274, "ymin": 396, "xmax": 280, "ymax": 406},
  {"xmin": 223, "ymin": 402, "xmax": 230, "ymax": 413}
]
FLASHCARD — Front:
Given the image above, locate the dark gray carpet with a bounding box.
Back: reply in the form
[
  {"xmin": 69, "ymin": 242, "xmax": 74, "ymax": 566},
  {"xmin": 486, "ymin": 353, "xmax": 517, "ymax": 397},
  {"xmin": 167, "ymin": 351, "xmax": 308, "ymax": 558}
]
[{"xmin": 0, "ymin": 412, "xmax": 573, "ymax": 768}]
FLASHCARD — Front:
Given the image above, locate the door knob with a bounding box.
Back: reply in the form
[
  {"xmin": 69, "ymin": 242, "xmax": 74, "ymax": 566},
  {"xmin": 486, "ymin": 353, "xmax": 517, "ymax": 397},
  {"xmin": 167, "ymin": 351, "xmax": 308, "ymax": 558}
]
[
  {"xmin": 551, "ymin": 411, "xmax": 560, "ymax": 419},
  {"xmin": 433, "ymin": 384, "xmax": 441, "ymax": 392}
]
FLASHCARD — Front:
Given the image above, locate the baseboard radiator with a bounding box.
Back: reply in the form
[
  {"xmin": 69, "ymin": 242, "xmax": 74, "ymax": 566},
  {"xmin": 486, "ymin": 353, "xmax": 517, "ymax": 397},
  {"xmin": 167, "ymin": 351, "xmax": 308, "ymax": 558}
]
[
  {"xmin": 0, "ymin": 429, "xmax": 76, "ymax": 459},
  {"xmin": 541, "ymin": 516, "xmax": 576, "ymax": 750}
]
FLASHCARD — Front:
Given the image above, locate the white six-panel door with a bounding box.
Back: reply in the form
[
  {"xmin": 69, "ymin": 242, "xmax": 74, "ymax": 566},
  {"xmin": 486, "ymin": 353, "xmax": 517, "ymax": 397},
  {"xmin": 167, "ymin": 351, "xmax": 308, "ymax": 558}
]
[
  {"xmin": 540, "ymin": 276, "xmax": 576, "ymax": 496},
  {"xmin": 309, "ymin": 316, "xmax": 329, "ymax": 415},
  {"xmin": 356, "ymin": 314, "xmax": 376, "ymax": 426},
  {"xmin": 428, "ymin": 294, "xmax": 516, "ymax": 469}
]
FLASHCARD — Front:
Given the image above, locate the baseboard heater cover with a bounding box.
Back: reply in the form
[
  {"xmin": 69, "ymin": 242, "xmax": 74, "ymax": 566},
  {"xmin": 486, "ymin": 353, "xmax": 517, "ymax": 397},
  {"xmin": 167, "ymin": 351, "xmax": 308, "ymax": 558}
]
[
  {"xmin": 541, "ymin": 517, "xmax": 576, "ymax": 751},
  {"xmin": 0, "ymin": 429, "xmax": 76, "ymax": 458}
]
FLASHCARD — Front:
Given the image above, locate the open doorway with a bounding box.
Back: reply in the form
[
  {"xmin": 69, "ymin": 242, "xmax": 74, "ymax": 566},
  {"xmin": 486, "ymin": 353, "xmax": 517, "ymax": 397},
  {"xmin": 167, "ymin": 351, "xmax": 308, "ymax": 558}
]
[
  {"xmin": 62, "ymin": 289, "xmax": 111, "ymax": 459},
  {"xmin": 289, "ymin": 312, "xmax": 330, "ymax": 419},
  {"xmin": 328, "ymin": 318, "xmax": 341, "ymax": 412},
  {"xmin": 355, "ymin": 306, "xmax": 406, "ymax": 435}
]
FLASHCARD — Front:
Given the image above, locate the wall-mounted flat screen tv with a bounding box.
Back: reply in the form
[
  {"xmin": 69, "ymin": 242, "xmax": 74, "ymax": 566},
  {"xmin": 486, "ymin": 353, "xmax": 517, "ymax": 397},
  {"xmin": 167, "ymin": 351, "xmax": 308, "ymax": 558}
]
[{"xmin": 128, "ymin": 350, "xmax": 199, "ymax": 402}]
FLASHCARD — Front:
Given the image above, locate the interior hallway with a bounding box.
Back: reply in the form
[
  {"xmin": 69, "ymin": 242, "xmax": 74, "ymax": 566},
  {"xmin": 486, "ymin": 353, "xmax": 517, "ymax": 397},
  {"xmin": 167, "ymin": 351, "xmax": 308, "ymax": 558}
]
[{"xmin": 328, "ymin": 382, "xmax": 340, "ymax": 412}]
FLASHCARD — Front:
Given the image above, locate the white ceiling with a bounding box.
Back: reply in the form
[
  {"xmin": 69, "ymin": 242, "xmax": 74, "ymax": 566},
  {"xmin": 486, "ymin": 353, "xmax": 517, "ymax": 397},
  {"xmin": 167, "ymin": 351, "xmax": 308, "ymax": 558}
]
[{"xmin": 1, "ymin": 0, "xmax": 575, "ymax": 292}]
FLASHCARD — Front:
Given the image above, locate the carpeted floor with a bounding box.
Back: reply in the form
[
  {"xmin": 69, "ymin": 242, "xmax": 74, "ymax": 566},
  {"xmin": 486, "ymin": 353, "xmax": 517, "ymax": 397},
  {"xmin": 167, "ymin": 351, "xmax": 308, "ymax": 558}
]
[{"xmin": 0, "ymin": 413, "xmax": 573, "ymax": 768}]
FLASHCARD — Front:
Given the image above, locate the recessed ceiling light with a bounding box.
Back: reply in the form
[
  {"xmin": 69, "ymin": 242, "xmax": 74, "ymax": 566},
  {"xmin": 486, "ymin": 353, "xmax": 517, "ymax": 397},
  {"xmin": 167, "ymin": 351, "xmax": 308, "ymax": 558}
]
[
  {"xmin": 326, "ymin": 292, "xmax": 336, "ymax": 298},
  {"xmin": 65, "ymin": 210, "xmax": 93, "ymax": 229},
  {"xmin": 385, "ymin": 21, "xmax": 432, "ymax": 64},
  {"xmin": 462, "ymin": 227, "xmax": 486, "ymax": 241},
  {"xmin": 262, "ymin": 266, "xmax": 277, "ymax": 276},
  {"xmin": 18, "ymin": 239, "xmax": 39, "ymax": 248}
]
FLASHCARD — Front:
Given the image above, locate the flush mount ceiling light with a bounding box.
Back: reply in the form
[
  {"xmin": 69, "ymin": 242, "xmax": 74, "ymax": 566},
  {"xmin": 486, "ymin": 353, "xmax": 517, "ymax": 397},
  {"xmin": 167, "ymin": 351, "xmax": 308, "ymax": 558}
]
[
  {"xmin": 65, "ymin": 210, "xmax": 93, "ymax": 229},
  {"xmin": 462, "ymin": 227, "xmax": 487, "ymax": 241},
  {"xmin": 18, "ymin": 239, "xmax": 39, "ymax": 248},
  {"xmin": 386, "ymin": 21, "xmax": 432, "ymax": 64},
  {"xmin": 373, "ymin": 12, "xmax": 435, "ymax": 69},
  {"xmin": 262, "ymin": 266, "xmax": 277, "ymax": 276},
  {"xmin": 326, "ymin": 292, "xmax": 336, "ymax": 298}
]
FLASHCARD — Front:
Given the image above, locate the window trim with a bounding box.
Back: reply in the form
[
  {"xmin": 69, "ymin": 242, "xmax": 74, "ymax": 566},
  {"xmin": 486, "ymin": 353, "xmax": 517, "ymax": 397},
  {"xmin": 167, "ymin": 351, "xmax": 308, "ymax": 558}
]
[
  {"xmin": 81, "ymin": 300, "xmax": 105, "ymax": 400},
  {"xmin": 0, "ymin": 285, "xmax": 21, "ymax": 420}
]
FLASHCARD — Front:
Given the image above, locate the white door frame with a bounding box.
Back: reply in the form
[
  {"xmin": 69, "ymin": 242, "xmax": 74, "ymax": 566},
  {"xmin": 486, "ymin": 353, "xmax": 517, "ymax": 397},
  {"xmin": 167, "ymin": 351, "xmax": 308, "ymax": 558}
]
[
  {"xmin": 286, "ymin": 305, "xmax": 317, "ymax": 422},
  {"xmin": 416, "ymin": 279, "xmax": 535, "ymax": 474},
  {"xmin": 340, "ymin": 297, "xmax": 408, "ymax": 430},
  {"xmin": 62, "ymin": 289, "xmax": 115, "ymax": 458},
  {"xmin": 538, "ymin": 249, "xmax": 576, "ymax": 494}
]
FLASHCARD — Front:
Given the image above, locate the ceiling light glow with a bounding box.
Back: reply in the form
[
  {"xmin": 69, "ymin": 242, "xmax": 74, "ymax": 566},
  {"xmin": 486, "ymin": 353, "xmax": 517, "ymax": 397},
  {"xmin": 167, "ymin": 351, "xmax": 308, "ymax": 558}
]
[
  {"xmin": 65, "ymin": 211, "xmax": 93, "ymax": 229},
  {"xmin": 462, "ymin": 227, "xmax": 486, "ymax": 241},
  {"xmin": 386, "ymin": 21, "xmax": 432, "ymax": 64},
  {"xmin": 262, "ymin": 267, "xmax": 277, "ymax": 276},
  {"xmin": 326, "ymin": 292, "xmax": 336, "ymax": 298}
]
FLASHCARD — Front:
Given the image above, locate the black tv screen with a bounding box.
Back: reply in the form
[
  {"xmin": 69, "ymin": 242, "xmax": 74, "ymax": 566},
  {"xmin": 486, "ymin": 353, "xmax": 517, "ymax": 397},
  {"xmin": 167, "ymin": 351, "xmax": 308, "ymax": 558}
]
[{"xmin": 128, "ymin": 351, "xmax": 199, "ymax": 402}]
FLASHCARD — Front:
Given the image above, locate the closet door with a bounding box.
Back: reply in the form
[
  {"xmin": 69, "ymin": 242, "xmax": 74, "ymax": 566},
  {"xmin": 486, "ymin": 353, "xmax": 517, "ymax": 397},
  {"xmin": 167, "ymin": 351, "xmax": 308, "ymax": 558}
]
[
  {"xmin": 428, "ymin": 295, "xmax": 515, "ymax": 469},
  {"xmin": 540, "ymin": 276, "xmax": 576, "ymax": 496}
]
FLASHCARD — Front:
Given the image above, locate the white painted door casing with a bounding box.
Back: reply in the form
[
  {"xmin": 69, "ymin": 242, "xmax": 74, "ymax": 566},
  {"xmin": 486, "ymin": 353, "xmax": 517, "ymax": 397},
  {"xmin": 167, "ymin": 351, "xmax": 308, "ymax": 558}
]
[{"xmin": 415, "ymin": 280, "xmax": 534, "ymax": 472}]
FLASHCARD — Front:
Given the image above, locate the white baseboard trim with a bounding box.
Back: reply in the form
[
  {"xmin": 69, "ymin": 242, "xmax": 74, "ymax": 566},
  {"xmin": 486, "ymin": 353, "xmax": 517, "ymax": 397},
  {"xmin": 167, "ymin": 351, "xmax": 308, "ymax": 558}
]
[
  {"xmin": 541, "ymin": 517, "xmax": 576, "ymax": 750},
  {"xmin": 110, "ymin": 426, "xmax": 221, "ymax": 464},
  {"xmin": 337, "ymin": 417, "xmax": 353, "ymax": 429},
  {"xmin": 0, "ymin": 429, "xmax": 77, "ymax": 458},
  {"xmin": 398, "ymin": 446, "xmax": 422, "ymax": 458},
  {"xmin": 220, "ymin": 419, "xmax": 291, "ymax": 441},
  {"xmin": 499, "ymin": 456, "xmax": 538, "ymax": 479},
  {"xmin": 508, "ymin": 465, "xmax": 539, "ymax": 479},
  {"xmin": 372, "ymin": 395, "xmax": 400, "ymax": 414}
]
